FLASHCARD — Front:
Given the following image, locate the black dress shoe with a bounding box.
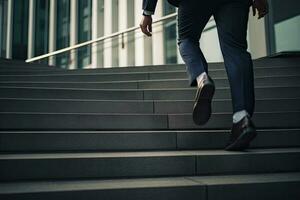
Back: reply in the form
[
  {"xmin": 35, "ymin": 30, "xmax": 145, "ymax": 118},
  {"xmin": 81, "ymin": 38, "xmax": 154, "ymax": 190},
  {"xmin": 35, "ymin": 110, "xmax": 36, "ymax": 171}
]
[
  {"xmin": 225, "ymin": 115, "xmax": 257, "ymax": 151},
  {"xmin": 193, "ymin": 74, "xmax": 215, "ymax": 125}
]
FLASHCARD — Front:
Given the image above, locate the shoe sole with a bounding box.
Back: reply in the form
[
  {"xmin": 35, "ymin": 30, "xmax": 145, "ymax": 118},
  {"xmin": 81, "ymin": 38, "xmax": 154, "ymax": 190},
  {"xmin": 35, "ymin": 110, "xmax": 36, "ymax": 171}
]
[
  {"xmin": 193, "ymin": 81, "xmax": 215, "ymax": 125},
  {"xmin": 225, "ymin": 127, "xmax": 257, "ymax": 151}
]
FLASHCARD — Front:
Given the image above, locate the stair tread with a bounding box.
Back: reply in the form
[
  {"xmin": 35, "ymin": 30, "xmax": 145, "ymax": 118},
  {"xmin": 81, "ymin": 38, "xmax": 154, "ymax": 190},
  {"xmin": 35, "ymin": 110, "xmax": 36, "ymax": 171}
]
[
  {"xmin": 187, "ymin": 172, "xmax": 300, "ymax": 185},
  {"xmin": 1, "ymin": 112, "xmax": 299, "ymax": 130},
  {"xmin": 1, "ymin": 85, "xmax": 299, "ymax": 91},
  {"xmin": 0, "ymin": 172, "xmax": 299, "ymax": 194},
  {"xmin": 1, "ymin": 65, "xmax": 299, "ymax": 76},
  {"xmin": 1, "ymin": 128, "xmax": 299, "ymax": 134},
  {"xmin": 0, "ymin": 74, "xmax": 298, "ymax": 81},
  {"xmin": 1, "ymin": 110, "xmax": 299, "ymax": 115},
  {"xmin": 0, "ymin": 67, "xmax": 284, "ymax": 76},
  {"xmin": 0, "ymin": 129, "xmax": 299, "ymax": 152},
  {"xmin": 0, "ymin": 97, "xmax": 299, "ymax": 103},
  {"xmin": 1, "ymin": 147, "xmax": 299, "ymax": 159}
]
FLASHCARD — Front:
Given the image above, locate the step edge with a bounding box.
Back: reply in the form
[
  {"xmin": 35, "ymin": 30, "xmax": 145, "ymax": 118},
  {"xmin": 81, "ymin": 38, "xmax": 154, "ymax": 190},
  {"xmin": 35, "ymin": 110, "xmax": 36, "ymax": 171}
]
[{"xmin": 0, "ymin": 147, "xmax": 299, "ymax": 160}]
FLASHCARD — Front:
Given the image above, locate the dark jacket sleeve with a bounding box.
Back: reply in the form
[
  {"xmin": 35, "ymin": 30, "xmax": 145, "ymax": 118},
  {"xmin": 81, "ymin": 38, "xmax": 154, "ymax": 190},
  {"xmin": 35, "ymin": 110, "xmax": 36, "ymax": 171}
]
[{"xmin": 142, "ymin": 0, "xmax": 158, "ymax": 13}]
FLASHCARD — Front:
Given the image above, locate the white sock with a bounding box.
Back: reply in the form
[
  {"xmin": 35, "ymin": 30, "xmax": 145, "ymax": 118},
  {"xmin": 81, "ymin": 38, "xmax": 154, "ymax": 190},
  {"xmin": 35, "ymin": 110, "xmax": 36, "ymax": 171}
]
[
  {"xmin": 196, "ymin": 72, "xmax": 208, "ymax": 86},
  {"xmin": 233, "ymin": 110, "xmax": 249, "ymax": 124}
]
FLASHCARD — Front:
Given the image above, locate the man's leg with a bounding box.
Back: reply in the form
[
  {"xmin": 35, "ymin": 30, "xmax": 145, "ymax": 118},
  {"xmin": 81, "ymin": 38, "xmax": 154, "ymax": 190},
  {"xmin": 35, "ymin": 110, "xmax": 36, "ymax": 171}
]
[
  {"xmin": 214, "ymin": 0, "xmax": 256, "ymax": 150},
  {"xmin": 177, "ymin": 1, "xmax": 217, "ymax": 125},
  {"xmin": 177, "ymin": 0, "xmax": 213, "ymax": 87},
  {"xmin": 214, "ymin": 0, "xmax": 255, "ymax": 117}
]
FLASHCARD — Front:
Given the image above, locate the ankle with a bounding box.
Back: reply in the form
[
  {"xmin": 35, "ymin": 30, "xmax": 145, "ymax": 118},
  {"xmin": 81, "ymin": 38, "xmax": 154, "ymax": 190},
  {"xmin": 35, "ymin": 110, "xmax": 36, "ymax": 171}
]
[
  {"xmin": 233, "ymin": 110, "xmax": 249, "ymax": 124},
  {"xmin": 196, "ymin": 72, "xmax": 208, "ymax": 86}
]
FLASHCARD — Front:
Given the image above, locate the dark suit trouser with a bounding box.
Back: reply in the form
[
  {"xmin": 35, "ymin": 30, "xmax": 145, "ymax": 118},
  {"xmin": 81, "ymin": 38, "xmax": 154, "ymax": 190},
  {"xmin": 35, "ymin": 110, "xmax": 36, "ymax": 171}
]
[{"xmin": 177, "ymin": 0, "xmax": 255, "ymax": 116}]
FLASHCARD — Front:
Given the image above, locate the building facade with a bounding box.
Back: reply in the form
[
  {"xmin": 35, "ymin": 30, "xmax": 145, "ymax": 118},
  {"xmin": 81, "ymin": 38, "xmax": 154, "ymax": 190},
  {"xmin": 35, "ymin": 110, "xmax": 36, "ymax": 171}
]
[{"xmin": 0, "ymin": 0, "xmax": 299, "ymax": 69}]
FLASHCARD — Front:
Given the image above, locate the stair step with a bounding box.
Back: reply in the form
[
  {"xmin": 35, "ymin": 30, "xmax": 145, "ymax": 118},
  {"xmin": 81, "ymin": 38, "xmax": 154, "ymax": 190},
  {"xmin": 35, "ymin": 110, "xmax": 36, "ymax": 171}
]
[
  {"xmin": 0, "ymin": 98, "xmax": 154, "ymax": 113},
  {"xmin": 0, "ymin": 67, "xmax": 62, "ymax": 71},
  {"xmin": 0, "ymin": 148, "xmax": 299, "ymax": 181},
  {"xmin": 0, "ymin": 86, "xmax": 299, "ymax": 100},
  {"xmin": 1, "ymin": 56, "xmax": 299, "ymax": 73},
  {"xmin": 189, "ymin": 172, "xmax": 300, "ymax": 200},
  {"xmin": 0, "ymin": 62, "xmax": 296, "ymax": 75},
  {"xmin": 0, "ymin": 176, "xmax": 204, "ymax": 200},
  {"xmin": 168, "ymin": 112, "xmax": 300, "ymax": 130},
  {"xmin": 0, "ymin": 112, "xmax": 299, "ymax": 130},
  {"xmin": 253, "ymin": 56, "xmax": 300, "ymax": 67},
  {"xmin": 154, "ymin": 98, "xmax": 300, "ymax": 113},
  {"xmin": 1, "ymin": 75, "xmax": 299, "ymax": 89},
  {"xmin": 0, "ymin": 59, "xmax": 57, "ymax": 69},
  {"xmin": 0, "ymin": 172, "xmax": 299, "ymax": 200},
  {"xmin": 178, "ymin": 129, "xmax": 300, "ymax": 150},
  {"xmin": 0, "ymin": 129, "xmax": 299, "ymax": 152},
  {"xmin": 143, "ymin": 86, "xmax": 300, "ymax": 100},
  {"xmin": 0, "ymin": 60, "xmax": 298, "ymax": 74},
  {"xmin": 0, "ymin": 58, "xmax": 287, "ymax": 69},
  {"xmin": 0, "ymin": 98, "xmax": 299, "ymax": 113},
  {"xmin": 1, "ymin": 67, "xmax": 299, "ymax": 82},
  {"xmin": 0, "ymin": 65, "xmax": 185, "ymax": 74}
]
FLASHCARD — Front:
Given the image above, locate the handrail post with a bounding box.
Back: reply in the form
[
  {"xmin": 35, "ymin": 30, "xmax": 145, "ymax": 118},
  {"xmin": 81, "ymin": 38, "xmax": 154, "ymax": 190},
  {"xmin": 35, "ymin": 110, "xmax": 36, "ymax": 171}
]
[
  {"xmin": 70, "ymin": 0, "xmax": 78, "ymax": 69},
  {"xmin": 48, "ymin": 0, "xmax": 57, "ymax": 66}
]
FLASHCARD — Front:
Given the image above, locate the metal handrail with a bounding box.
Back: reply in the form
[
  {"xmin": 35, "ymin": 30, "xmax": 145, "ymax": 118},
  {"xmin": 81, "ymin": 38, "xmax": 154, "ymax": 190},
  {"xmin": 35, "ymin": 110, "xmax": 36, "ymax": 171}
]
[{"xmin": 26, "ymin": 12, "xmax": 178, "ymax": 63}]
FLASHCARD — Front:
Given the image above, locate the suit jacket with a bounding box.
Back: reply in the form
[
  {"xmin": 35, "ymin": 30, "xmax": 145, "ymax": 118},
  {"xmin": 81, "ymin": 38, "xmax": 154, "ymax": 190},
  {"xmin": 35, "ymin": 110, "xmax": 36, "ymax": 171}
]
[
  {"xmin": 142, "ymin": 0, "xmax": 179, "ymax": 13},
  {"xmin": 142, "ymin": 0, "xmax": 158, "ymax": 13}
]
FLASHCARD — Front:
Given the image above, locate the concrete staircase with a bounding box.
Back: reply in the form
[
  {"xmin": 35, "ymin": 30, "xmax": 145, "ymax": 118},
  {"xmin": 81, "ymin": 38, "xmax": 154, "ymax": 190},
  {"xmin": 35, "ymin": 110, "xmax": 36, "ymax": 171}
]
[{"xmin": 0, "ymin": 57, "xmax": 300, "ymax": 200}]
